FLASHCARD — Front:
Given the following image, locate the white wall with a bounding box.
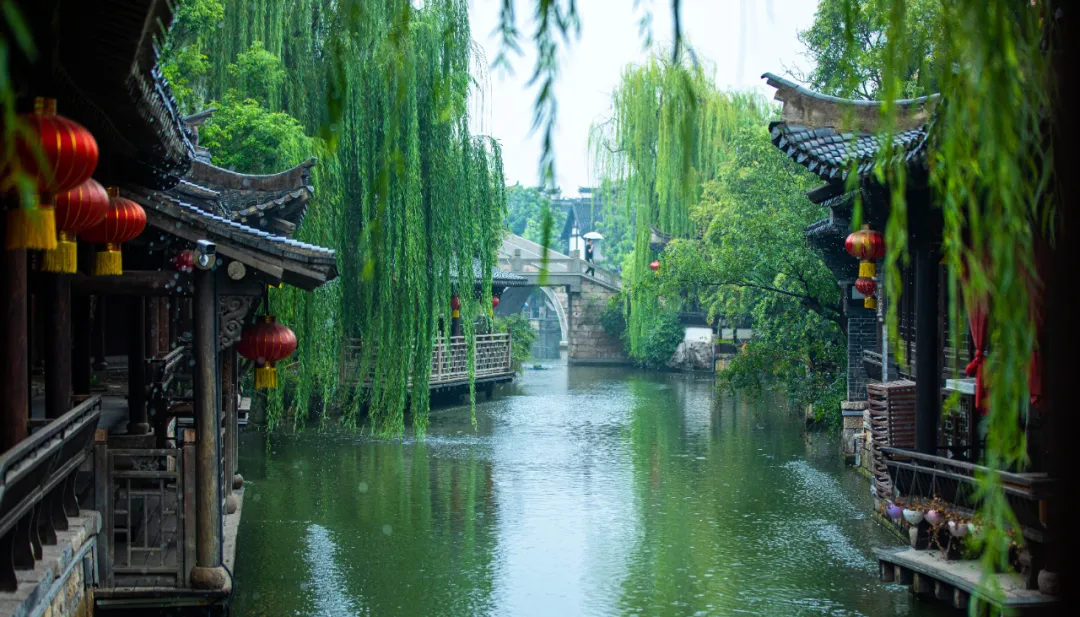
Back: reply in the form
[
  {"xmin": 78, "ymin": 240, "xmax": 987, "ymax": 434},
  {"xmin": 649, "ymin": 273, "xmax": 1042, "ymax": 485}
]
[{"xmin": 683, "ymin": 326, "xmax": 713, "ymax": 342}]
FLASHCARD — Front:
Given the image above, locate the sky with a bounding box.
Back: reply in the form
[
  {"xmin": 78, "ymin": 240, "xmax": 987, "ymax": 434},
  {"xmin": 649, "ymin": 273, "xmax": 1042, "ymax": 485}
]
[{"xmin": 467, "ymin": 0, "xmax": 820, "ymax": 196}]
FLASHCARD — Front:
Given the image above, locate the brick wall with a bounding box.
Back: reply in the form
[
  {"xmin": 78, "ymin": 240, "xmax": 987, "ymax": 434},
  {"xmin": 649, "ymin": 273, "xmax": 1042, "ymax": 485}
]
[{"xmin": 847, "ymin": 306, "xmax": 879, "ymax": 400}]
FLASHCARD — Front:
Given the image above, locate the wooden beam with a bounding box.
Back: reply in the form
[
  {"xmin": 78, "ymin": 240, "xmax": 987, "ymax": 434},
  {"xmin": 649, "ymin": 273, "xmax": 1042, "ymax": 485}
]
[{"xmin": 72, "ymin": 270, "xmax": 188, "ymax": 296}]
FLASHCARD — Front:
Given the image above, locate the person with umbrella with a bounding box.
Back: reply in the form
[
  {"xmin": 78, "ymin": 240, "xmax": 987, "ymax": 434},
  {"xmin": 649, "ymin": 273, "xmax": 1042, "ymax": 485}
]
[{"xmin": 583, "ymin": 231, "xmax": 602, "ymax": 276}]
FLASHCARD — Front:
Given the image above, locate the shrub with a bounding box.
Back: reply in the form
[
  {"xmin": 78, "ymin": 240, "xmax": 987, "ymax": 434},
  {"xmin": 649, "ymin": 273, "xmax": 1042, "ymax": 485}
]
[
  {"xmin": 631, "ymin": 309, "xmax": 684, "ymax": 369},
  {"xmin": 496, "ymin": 314, "xmax": 538, "ymax": 374}
]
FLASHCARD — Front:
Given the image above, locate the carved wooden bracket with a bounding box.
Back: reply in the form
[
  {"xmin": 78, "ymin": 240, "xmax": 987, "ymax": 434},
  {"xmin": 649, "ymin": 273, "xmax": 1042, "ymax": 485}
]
[{"xmin": 219, "ymin": 296, "xmax": 255, "ymax": 350}]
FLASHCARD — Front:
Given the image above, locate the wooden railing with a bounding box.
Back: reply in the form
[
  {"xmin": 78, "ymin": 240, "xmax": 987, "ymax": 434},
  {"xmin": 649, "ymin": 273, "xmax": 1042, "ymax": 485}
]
[
  {"xmin": 94, "ymin": 428, "xmax": 196, "ymax": 589},
  {"xmin": 0, "ymin": 396, "xmax": 101, "ymax": 591},
  {"xmin": 345, "ymin": 333, "xmax": 513, "ymax": 387},
  {"xmin": 431, "ymin": 334, "xmax": 512, "ymax": 384},
  {"xmin": 880, "ymin": 447, "xmax": 1053, "ymax": 542}
]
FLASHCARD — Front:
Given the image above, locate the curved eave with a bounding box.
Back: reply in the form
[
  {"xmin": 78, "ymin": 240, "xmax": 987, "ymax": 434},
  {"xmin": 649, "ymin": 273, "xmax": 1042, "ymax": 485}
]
[
  {"xmin": 128, "ymin": 187, "xmax": 338, "ymax": 291},
  {"xmin": 763, "ymin": 72, "xmax": 936, "ymax": 184},
  {"xmin": 762, "ymin": 72, "xmax": 939, "ymax": 133},
  {"xmin": 187, "ymin": 158, "xmax": 317, "ymax": 192}
]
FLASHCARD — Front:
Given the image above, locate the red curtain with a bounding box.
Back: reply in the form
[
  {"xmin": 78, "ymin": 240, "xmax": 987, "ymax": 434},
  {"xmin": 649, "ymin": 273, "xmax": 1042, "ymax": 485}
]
[{"xmin": 964, "ymin": 294, "xmax": 990, "ymax": 416}]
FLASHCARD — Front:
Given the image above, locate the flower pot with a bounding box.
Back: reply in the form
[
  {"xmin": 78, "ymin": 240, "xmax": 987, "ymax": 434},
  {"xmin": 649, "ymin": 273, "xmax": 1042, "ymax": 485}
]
[
  {"xmin": 903, "ymin": 509, "xmax": 924, "ymax": 525},
  {"xmin": 886, "ymin": 504, "xmax": 903, "ymax": 521},
  {"xmin": 948, "ymin": 520, "xmax": 968, "ymax": 538},
  {"xmin": 925, "ymin": 510, "xmax": 944, "ymax": 526}
]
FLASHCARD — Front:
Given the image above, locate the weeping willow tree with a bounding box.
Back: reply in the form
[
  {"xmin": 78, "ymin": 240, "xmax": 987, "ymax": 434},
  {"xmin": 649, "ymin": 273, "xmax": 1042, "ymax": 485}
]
[
  {"xmin": 588, "ymin": 51, "xmax": 770, "ymax": 359},
  {"xmin": 164, "ymin": 0, "xmax": 506, "ymax": 436}
]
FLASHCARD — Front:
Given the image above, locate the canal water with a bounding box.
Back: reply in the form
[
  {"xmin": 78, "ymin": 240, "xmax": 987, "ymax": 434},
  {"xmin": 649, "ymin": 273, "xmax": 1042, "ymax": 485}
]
[{"xmin": 232, "ymin": 362, "xmax": 951, "ymax": 617}]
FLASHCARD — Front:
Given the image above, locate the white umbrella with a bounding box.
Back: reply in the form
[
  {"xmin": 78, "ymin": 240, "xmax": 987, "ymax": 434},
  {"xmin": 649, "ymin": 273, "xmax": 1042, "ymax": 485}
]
[{"xmin": 583, "ymin": 231, "xmax": 604, "ymax": 240}]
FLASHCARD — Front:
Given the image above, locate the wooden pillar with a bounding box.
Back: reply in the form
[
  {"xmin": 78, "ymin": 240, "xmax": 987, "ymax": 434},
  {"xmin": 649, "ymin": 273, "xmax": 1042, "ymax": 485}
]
[
  {"xmin": 72, "ymin": 294, "xmax": 92, "ymax": 395},
  {"xmin": 43, "ymin": 274, "xmax": 72, "ymax": 419},
  {"xmin": 914, "ymin": 243, "xmax": 941, "ymax": 455},
  {"xmin": 92, "ymin": 295, "xmax": 107, "ymax": 370},
  {"xmin": 146, "ymin": 297, "xmax": 161, "ymax": 358},
  {"xmin": 222, "ymin": 347, "xmax": 239, "ymax": 514},
  {"xmin": 127, "ymin": 297, "xmax": 149, "ymax": 434},
  {"xmin": 190, "ymin": 263, "xmax": 225, "ymax": 589},
  {"xmin": 158, "ymin": 298, "xmax": 170, "ymax": 354},
  {"xmin": 1, "ymin": 239, "xmax": 28, "ymax": 450}
]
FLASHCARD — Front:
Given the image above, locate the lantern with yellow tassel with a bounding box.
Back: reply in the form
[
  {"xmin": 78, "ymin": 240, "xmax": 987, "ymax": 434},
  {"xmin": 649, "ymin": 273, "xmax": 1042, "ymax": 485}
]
[
  {"xmin": 3, "ymin": 97, "xmax": 99, "ymax": 250},
  {"xmin": 845, "ymin": 225, "xmax": 885, "ymax": 309},
  {"xmin": 42, "ymin": 178, "xmax": 109, "ymax": 273},
  {"xmin": 79, "ymin": 188, "xmax": 147, "ymax": 275},
  {"xmin": 237, "ymin": 315, "xmax": 298, "ymax": 389}
]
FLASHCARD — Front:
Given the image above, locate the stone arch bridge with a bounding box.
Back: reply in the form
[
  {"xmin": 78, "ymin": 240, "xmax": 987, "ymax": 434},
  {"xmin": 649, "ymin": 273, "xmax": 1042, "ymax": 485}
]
[{"xmin": 495, "ymin": 234, "xmax": 627, "ymax": 364}]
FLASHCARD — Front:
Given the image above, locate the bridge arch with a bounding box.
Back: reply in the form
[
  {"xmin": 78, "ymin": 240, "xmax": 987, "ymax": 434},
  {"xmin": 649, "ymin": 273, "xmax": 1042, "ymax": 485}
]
[{"xmin": 536, "ymin": 286, "xmax": 568, "ymax": 342}]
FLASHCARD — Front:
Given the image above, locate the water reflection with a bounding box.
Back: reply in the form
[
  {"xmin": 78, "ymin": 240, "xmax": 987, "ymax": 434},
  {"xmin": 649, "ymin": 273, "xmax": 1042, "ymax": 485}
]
[{"xmin": 232, "ymin": 364, "xmax": 951, "ymax": 617}]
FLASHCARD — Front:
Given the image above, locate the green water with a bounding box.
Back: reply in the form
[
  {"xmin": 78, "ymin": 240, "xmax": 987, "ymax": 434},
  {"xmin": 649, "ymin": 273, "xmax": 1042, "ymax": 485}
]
[{"xmin": 231, "ymin": 364, "xmax": 950, "ymax": 617}]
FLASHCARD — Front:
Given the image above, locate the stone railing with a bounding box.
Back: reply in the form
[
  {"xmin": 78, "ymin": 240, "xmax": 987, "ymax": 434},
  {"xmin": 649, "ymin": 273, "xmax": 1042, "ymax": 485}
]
[{"xmin": 0, "ymin": 396, "xmax": 101, "ymax": 591}]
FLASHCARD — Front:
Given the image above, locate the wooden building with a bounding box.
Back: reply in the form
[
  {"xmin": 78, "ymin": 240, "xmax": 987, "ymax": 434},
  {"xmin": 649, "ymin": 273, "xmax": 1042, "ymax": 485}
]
[
  {"xmin": 763, "ymin": 72, "xmax": 1058, "ymax": 613},
  {"xmin": 1, "ymin": 2, "xmax": 337, "ymax": 615}
]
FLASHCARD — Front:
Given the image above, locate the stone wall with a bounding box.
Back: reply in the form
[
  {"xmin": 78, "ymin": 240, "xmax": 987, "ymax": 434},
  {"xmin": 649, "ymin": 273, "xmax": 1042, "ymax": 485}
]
[
  {"xmin": 565, "ymin": 282, "xmax": 628, "ymax": 364},
  {"xmin": 846, "ymin": 306, "xmax": 878, "ymax": 400},
  {"xmin": 1, "ymin": 512, "xmax": 100, "ymax": 617}
]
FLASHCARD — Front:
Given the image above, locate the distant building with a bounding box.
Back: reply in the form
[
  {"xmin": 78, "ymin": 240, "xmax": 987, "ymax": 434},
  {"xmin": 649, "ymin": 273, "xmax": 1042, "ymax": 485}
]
[{"xmin": 557, "ymin": 187, "xmax": 605, "ymax": 262}]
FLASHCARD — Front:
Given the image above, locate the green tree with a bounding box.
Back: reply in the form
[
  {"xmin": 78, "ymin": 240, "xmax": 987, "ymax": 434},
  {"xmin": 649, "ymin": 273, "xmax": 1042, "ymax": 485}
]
[
  {"xmin": 226, "ymin": 41, "xmax": 286, "ymax": 109},
  {"xmin": 159, "ymin": 0, "xmax": 224, "ymax": 114},
  {"xmin": 793, "ymin": 0, "xmax": 941, "ymax": 100},
  {"xmin": 197, "ymin": 94, "xmax": 310, "ymax": 174},
  {"xmin": 654, "ymin": 126, "xmax": 845, "ymax": 415},
  {"xmin": 590, "ymin": 50, "xmax": 773, "ymax": 359}
]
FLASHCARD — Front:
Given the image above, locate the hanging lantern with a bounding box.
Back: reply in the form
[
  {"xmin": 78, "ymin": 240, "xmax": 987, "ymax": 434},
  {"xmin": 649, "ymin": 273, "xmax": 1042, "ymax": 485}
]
[
  {"xmin": 42, "ymin": 178, "xmax": 109, "ymax": 273},
  {"xmin": 855, "ymin": 277, "xmax": 878, "ymax": 309},
  {"xmin": 845, "ymin": 225, "xmax": 885, "ymax": 308},
  {"xmin": 650, "ymin": 260, "xmax": 660, "ymax": 272},
  {"xmin": 4, "ymin": 97, "xmax": 99, "ymax": 250},
  {"xmin": 450, "ymin": 294, "xmax": 461, "ymax": 319},
  {"xmin": 237, "ymin": 315, "xmax": 297, "ymax": 389},
  {"xmin": 173, "ymin": 249, "xmax": 194, "ymax": 273},
  {"xmin": 491, "ymin": 296, "xmax": 500, "ymax": 308},
  {"xmin": 79, "ymin": 187, "xmax": 147, "ymax": 276}
]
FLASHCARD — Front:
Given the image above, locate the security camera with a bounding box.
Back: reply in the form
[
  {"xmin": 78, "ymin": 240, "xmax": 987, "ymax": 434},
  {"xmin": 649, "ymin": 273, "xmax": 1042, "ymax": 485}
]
[{"xmin": 194, "ymin": 240, "xmax": 217, "ymax": 270}]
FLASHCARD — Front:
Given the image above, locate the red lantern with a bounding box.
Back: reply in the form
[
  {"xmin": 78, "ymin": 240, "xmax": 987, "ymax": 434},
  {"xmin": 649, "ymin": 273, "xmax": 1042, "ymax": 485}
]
[
  {"xmin": 4, "ymin": 97, "xmax": 99, "ymax": 250},
  {"xmin": 492, "ymin": 296, "xmax": 500, "ymax": 308},
  {"xmin": 42, "ymin": 178, "xmax": 109, "ymax": 273},
  {"xmin": 237, "ymin": 315, "xmax": 298, "ymax": 389},
  {"xmin": 173, "ymin": 249, "xmax": 194, "ymax": 273},
  {"xmin": 845, "ymin": 225, "xmax": 885, "ymax": 261},
  {"xmin": 855, "ymin": 277, "xmax": 878, "ymax": 309},
  {"xmin": 450, "ymin": 294, "xmax": 461, "ymax": 318},
  {"xmin": 79, "ymin": 187, "xmax": 147, "ymax": 276},
  {"xmin": 650, "ymin": 260, "xmax": 660, "ymax": 271}
]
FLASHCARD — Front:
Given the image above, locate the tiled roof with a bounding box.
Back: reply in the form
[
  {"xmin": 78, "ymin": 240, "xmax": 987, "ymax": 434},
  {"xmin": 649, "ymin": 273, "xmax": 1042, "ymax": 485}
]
[
  {"xmin": 769, "ymin": 122, "xmax": 929, "ymax": 182},
  {"xmin": 128, "ymin": 186, "xmax": 337, "ymax": 291},
  {"xmin": 762, "ymin": 72, "xmax": 937, "ymax": 184}
]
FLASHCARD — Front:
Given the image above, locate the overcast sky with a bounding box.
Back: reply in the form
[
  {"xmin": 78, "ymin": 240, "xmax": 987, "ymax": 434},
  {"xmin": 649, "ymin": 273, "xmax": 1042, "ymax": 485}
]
[{"xmin": 467, "ymin": 0, "xmax": 819, "ymax": 196}]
